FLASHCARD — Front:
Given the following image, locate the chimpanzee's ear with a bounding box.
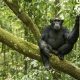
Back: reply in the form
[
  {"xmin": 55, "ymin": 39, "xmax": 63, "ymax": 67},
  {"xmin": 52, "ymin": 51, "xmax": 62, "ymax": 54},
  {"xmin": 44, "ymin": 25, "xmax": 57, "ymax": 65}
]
[{"xmin": 50, "ymin": 19, "xmax": 53, "ymax": 23}]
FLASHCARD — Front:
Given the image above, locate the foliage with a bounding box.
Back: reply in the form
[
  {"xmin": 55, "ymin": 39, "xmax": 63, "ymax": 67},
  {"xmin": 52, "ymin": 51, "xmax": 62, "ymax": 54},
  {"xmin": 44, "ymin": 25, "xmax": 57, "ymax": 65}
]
[{"xmin": 0, "ymin": 0, "xmax": 80, "ymax": 80}]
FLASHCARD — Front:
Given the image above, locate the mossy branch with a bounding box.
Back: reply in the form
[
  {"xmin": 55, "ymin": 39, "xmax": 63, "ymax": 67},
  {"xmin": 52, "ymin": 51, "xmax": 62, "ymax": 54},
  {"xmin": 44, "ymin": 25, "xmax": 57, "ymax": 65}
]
[
  {"xmin": 0, "ymin": 27, "xmax": 80, "ymax": 79},
  {"xmin": 3, "ymin": 0, "xmax": 41, "ymax": 41}
]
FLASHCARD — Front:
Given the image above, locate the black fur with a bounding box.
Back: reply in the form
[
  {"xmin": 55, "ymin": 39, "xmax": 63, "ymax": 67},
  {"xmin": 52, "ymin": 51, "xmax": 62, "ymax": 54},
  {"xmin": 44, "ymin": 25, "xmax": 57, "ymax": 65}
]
[{"xmin": 38, "ymin": 15, "xmax": 80, "ymax": 68}]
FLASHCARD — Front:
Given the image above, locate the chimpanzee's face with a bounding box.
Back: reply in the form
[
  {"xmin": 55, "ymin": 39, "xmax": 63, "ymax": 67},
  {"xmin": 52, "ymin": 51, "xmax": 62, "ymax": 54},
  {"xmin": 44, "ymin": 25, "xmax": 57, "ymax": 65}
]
[{"xmin": 50, "ymin": 19, "xmax": 64, "ymax": 31}]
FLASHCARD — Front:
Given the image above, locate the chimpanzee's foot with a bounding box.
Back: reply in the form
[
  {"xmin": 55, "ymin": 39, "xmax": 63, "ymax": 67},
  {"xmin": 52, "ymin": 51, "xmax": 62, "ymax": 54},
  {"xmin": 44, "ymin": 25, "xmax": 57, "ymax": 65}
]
[
  {"xmin": 58, "ymin": 55, "xmax": 64, "ymax": 60},
  {"xmin": 45, "ymin": 64, "xmax": 50, "ymax": 69},
  {"xmin": 44, "ymin": 63, "xmax": 52, "ymax": 70},
  {"xmin": 44, "ymin": 60, "xmax": 52, "ymax": 70}
]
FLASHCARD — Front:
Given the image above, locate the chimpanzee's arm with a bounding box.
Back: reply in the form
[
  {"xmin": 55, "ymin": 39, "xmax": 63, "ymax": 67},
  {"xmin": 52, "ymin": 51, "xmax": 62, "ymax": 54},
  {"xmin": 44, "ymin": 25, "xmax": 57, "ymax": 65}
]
[
  {"xmin": 68, "ymin": 15, "xmax": 79, "ymax": 44},
  {"xmin": 56, "ymin": 15, "xmax": 80, "ymax": 59},
  {"xmin": 39, "ymin": 40, "xmax": 52, "ymax": 57},
  {"xmin": 38, "ymin": 27, "xmax": 52, "ymax": 57}
]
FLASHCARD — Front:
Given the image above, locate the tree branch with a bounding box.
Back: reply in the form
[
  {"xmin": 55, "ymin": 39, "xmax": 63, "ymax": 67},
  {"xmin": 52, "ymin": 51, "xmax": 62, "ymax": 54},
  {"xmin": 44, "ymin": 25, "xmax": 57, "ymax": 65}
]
[
  {"xmin": 0, "ymin": 27, "xmax": 80, "ymax": 79},
  {"xmin": 3, "ymin": 0, "xmax": 41, "ymax": 41}
]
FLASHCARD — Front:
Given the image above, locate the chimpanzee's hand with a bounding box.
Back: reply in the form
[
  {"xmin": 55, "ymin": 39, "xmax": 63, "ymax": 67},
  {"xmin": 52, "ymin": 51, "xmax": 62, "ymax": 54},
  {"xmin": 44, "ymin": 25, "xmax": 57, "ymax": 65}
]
[
  {"xmin": 52, "ymin": 50, "xmax": 58, "ymax": 56},
  {"xmin": 47, "ymin": 44, "xmax": 53, "ymax": 51},
  {"xmin": 47, "ymin": 44, "xmax": 59, "ymax": 56},
  {"xmin": 76, "ymin": 14, "xmax": 80, "ymax": 21}
]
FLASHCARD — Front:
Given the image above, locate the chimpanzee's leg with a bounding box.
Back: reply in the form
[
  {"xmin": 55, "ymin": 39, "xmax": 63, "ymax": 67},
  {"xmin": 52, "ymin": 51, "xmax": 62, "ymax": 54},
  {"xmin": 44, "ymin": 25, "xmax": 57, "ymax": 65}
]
[
  {"xmin": 57, "ymin": 44, "xmax": 73, "ymax": 60},
  {"xmin": 40, "ymin": 51, "xmax": 50, "ymax": 69}
]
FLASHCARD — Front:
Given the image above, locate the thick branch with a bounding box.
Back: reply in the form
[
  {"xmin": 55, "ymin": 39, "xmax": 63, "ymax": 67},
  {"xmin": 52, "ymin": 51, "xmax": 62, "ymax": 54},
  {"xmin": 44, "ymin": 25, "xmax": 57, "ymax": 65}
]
[
  {"xmin": 3, "ymin": 0, "xmax": 41, "ymax": 41},
  {"xmin": 0, "ymin": 27, "xmax": 40, "ymax": 61},
  {"xmin": 0, "ymin": 27, "xmax": 80, "ymax": 79}
]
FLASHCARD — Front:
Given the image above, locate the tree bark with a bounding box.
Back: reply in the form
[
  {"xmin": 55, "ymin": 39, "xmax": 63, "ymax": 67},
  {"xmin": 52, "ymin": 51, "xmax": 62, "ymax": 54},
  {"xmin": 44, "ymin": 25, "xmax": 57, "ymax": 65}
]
[
  {"xmin": 3, "ymin": 0, "xmax": 41, "ymax": 41},
  {"xmin": 1, "ymin": 0, "xmax": 80, "ymax": 79},
  {"xmin": 0, "ymin": 27, "xmax": 80, "ymax": 79}
]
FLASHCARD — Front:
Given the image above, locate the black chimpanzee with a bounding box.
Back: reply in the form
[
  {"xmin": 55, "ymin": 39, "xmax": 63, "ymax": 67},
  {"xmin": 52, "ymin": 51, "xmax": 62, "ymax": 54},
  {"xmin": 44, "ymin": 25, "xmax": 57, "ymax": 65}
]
[{"xmin": 38, "ymin": 15, "xmax": 80, "ymax": 68}]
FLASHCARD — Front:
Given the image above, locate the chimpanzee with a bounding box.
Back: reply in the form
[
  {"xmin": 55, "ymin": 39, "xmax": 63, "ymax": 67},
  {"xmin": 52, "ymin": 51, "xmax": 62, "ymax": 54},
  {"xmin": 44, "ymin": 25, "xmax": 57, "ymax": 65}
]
[{"xmin": 38, "ymin": 15, "xmax": 79, "ymax": 68}]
